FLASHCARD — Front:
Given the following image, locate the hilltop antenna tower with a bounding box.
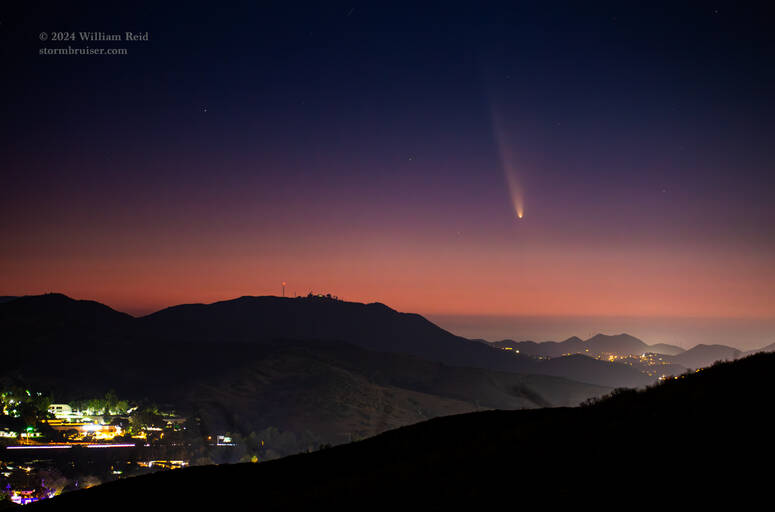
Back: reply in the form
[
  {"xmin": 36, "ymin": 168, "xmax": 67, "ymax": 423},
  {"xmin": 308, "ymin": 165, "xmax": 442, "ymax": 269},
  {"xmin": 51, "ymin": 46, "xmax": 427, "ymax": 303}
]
[{"xmin": 282, "ymin": 281, "xmax": 286, "ymax": 297}]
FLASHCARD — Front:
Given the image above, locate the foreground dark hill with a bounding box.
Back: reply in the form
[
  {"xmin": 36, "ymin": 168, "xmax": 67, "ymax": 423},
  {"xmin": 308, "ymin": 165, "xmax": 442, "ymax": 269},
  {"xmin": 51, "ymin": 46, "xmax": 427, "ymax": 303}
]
[
  {"xmin": 35, "ymin": 353, "xmax": 775, "ymax": 508},
  {"xmin": 0, "ymin": 294, "xmax": 652, "ymax": 388}
]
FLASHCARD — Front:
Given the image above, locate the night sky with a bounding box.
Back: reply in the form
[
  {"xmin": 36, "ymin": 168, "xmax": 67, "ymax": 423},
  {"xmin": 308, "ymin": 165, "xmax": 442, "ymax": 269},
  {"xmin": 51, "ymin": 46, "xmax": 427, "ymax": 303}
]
[{"xmin": 2, "ymin": 2, "xmax": 774, "ymax": 346}]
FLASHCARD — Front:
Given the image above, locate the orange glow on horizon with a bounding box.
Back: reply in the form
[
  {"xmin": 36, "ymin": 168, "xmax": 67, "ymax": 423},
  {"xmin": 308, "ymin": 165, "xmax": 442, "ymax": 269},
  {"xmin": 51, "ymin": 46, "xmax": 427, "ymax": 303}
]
[{"xmin": 3, "ymin": 238, "xmax": 773, "ymax": 320}]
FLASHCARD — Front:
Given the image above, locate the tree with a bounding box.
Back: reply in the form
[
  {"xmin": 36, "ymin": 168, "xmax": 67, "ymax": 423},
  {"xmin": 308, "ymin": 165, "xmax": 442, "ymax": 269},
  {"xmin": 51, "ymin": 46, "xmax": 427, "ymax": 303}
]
[
  {"xmin": 129, "ymin": 408, "xmax": 164, "ymax": 431},
  {"xmin": 104, "ymin": 390, "xmax": 118, "ymax": 414},
  {"xmin": 84, "ymin": 398, "xmax": 106, "ymax": 415},
  {"xmin": 17, "ymin": 402, "xmax": 41, "ymax": 426},
  {"xmin": 114, "ymin": 400, "xmax": 129, "ymax": 415}
]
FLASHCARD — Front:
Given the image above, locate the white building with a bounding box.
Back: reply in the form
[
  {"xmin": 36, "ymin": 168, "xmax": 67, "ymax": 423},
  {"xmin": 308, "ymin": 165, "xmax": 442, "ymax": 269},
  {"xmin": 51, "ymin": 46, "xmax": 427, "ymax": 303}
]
[{"xmin": 48, "ymin": 404, "xmax": 73, "ymax": 419}]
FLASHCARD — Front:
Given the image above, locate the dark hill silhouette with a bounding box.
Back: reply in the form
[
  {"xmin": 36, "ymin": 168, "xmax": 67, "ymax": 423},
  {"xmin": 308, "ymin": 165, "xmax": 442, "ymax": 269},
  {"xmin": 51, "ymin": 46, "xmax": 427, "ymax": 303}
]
[
  {"xmin": 130, "ymin": 295, "xmax": 653, "ymax": 388},
  {"xmin": 0, "ymin": 294, "xmax": 134, "ymax": 373},
  {"xmin": 0, "ymin": 293, "xmax": 131, "ymax": 327},
  {"xmin": 493, "ymin": 336, "xmax": 585, "ymax": 357},
  {"xmin": 137, "ymin": 296, "xmax": 457, "ymax": 352},
  {"xmin": 0, "ymin": 293, "xmax": 132, "ymax": 347},
  {"xmin": 584, "ymin": 332, "xmax": 647, "ymax": 353},
  {"xmin": 33, "ymin": 353, "xmax": 775, "ymax": 508}
]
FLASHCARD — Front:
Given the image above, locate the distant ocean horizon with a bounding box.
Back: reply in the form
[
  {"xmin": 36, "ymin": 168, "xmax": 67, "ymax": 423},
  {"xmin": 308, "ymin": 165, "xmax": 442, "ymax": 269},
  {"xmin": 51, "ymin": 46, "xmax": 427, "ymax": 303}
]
[{"xmin": 426, "ymin": 314, "xmax": 775, "ymax": 352}]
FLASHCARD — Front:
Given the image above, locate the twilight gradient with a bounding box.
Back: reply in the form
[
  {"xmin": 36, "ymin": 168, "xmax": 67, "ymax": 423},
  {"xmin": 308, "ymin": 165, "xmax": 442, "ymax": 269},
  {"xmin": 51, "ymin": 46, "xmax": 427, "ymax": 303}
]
[{"xmin": 1, "ymin": 3, "xmax": 773, "ymax": 337}]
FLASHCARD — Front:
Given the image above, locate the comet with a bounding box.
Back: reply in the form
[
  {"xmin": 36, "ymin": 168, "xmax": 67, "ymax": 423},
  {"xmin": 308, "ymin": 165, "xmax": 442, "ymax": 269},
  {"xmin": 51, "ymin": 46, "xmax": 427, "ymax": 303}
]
[{"xmin": 490, "ymin": 105, "xmax": 525, "ymax": 220}]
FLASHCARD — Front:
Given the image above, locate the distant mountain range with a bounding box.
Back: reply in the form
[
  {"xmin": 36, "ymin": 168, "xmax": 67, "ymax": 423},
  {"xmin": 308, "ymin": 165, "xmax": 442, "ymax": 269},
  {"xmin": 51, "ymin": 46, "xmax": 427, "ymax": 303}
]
[
  {"xmin": 491, "ymin": 332, "xmax": 774, "ymax": 370},
  {"xmin": 36, "ymin": 351, "xmax": 775, "ymax": 508},
  {"xmin": 492, "ymin": 333, "xmax": 685, "ymax": 357}
]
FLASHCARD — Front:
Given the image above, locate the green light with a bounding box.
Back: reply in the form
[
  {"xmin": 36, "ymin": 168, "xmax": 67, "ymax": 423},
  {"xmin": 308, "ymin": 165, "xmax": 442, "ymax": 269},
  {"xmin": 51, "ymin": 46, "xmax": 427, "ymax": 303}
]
[{"xmin": 26, "ymin": 426, "xmax": 34, "ymax": 432}]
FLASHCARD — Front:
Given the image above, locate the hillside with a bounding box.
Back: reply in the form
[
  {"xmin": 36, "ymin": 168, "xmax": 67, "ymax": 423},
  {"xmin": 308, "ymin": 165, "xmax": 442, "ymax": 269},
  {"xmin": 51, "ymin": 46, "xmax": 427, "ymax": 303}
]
[
  {"xmin": 189, "ymin": 341, "xmax": 608, "ymax": 453},
  {"xmin": 0, "ymin": 293, "xmax": 132, "ymax": 342},
  {"xmin": 647, "ymin": 342, "xmax": 686, "ymax": 356},
  {"xmin": 745, "ymin": 342, "xmax": 775, "ymax": 356},
  {"xmin": 135, "ymin": 296, "xmax": 652, "ymax": 387},
  {"xmin": 2, "ymin": 338, "xmax": 608, "ymax": 458},
  {"xmin": 666, "ymin": 343, "xmax": 742, "ymax": 369},
  {"xmin": 33, "ymin": 352, "xmax": 775, "ymax": 508},
  {"xmin": 0, "ymin": 296, "xmax": 610, "ymax": 459}
]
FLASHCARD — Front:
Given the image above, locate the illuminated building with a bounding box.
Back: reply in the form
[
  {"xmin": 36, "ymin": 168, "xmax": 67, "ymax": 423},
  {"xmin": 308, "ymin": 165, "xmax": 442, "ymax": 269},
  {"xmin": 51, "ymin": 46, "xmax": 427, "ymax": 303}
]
[{"xmin": 47, "ymin": 404, "xmax": 74, "ymax": 420}]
